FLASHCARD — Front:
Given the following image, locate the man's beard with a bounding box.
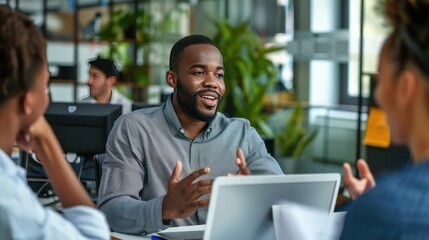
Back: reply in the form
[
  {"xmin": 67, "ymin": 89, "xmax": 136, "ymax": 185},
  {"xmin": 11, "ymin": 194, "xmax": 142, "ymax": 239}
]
[{"xmin": 176, "ymin": 79, "xmax": 222, "ymax": 122}]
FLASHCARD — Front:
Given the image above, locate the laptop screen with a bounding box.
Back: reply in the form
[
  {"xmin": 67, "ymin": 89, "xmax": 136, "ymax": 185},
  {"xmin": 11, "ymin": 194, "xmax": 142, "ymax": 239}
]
[{"xmin": 203, "ymin": 174, "xmax": 341, "ymax": 240}]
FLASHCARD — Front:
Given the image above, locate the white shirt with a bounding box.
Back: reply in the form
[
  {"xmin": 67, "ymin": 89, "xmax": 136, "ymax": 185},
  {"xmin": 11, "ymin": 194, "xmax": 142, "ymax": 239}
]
[
  {"xmin": 81, "ymin": 88, "xmax": 133, "ymax": 114},
  {"xmin": 0, "ymin": 149, "xmax": 110, "ymax": 240}
]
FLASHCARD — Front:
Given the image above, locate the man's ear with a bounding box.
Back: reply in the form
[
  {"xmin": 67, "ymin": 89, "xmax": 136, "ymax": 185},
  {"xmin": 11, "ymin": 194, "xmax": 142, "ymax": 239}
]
[
  {"xmin": 108, "ymin": 76, "xmax": 117, "ymax": 86},
  {"xmin": 166, "ymin": 70, "xmax": 177, "ymax": 88}
]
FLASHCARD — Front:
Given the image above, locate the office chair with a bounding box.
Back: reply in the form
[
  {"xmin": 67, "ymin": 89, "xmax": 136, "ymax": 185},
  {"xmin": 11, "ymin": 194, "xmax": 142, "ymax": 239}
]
[{"xmin": 93, "ymin": 153, "xmax": 106, "ymax": 196}]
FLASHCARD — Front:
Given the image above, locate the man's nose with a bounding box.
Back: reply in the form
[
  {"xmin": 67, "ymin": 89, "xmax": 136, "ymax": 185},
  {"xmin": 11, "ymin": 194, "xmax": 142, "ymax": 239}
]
[{"xmin": 203, "ymin": 73, "xmax": 218, "ymax": 88}]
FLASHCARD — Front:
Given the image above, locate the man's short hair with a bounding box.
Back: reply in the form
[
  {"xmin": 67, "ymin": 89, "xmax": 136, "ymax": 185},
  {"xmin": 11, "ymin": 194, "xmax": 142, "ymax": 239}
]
[
  {"xmin": 169, "ymin": 35, "xmax": 216, "ymax": 72},
  {"xmin": 88, "ymin": 56, "xmax": 118, "ymax": 78}
]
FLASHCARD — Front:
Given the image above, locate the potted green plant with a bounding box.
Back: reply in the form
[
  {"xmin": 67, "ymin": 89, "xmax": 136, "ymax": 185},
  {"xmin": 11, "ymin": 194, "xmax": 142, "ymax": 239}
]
[
  {"xmin": 98, "ymin": 8, "xmax": 151, "ymax": 87},
  {"xmin": 269, "ymin": 102, "xmax": 318, "ymax": 158},
  {"xmin": 211, "ymin": 19, "xmax": 318, "ymax": 168},
  {"xmin": 268, "ymin": 102, "xmax": 319, "ymax": 172},
  {"xmin": 98, "ymin": 8, "xmax": 151, "ymax": 42},
  {"xmin": 212, "ymin": 19, "xmax": 284, "ymax": 137}
]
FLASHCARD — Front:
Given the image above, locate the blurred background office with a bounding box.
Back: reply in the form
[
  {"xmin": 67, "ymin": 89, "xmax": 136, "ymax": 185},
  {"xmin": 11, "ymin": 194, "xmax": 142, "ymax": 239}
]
[{"xmin": 3, "ymin": 0, "xmax": 406, "ymax": 197}]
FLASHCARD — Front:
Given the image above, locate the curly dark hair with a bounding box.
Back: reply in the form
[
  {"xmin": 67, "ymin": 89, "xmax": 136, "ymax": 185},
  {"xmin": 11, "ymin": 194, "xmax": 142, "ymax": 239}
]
[
  {"xmin": 169, "ymin": 34, "xmax": 216, "ymax": 72},
  {"xmin": 0, "ymin": 5, "xmax": 46, "ymax": 105},
  {"xmin": 384, "ymin": 0, "xmax": 429, "ymax": 77}
]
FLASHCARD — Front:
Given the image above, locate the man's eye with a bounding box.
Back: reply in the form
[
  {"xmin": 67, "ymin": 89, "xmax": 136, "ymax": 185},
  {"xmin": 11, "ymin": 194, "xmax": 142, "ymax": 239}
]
[
  {"xmin": 193, "ymin": 72, "xmax": 204, "ymax": 76},
  {"xmin": 216, "ymin": 73, "xmax": 224, "ymax": 78}
]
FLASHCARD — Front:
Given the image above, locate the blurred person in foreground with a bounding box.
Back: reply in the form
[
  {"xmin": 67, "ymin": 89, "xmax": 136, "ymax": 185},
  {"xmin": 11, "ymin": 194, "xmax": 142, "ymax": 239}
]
[
  {"xmin": 341, "ymin": 0, "xmax": 429, "ymax": 238},
  {"xmin": 0, "ymin": 5, "xmax": 109, "ymax": 239}
]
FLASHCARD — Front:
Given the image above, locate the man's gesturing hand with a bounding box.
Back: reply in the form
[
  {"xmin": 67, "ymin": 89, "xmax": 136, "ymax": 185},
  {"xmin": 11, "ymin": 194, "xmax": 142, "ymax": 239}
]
[
  {"xmin": 228, "ymin": 148, "xmax": 250, "ymax": 176},
  {"xmin": 162, "ymin": 161, "xmax": 213, "ymax": 221}
]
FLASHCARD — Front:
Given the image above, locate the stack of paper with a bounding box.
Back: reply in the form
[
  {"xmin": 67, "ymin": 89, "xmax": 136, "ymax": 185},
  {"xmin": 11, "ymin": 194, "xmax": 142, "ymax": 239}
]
[{"xmin": 272, "ymin": 203, "xmax": 346, "ymax": 240}]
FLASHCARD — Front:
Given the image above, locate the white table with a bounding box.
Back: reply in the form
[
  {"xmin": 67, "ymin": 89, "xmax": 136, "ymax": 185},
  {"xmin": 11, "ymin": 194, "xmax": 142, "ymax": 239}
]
[{"xmin": 111, "ymin": 232, "xmax": 152, "ymax": 240}]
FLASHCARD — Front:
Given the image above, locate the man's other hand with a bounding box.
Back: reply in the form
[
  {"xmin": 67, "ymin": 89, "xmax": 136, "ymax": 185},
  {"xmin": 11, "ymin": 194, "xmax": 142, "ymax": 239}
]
[{"xmin": 228, "ymin": 148, "xmax": 250, "ymax": 176}]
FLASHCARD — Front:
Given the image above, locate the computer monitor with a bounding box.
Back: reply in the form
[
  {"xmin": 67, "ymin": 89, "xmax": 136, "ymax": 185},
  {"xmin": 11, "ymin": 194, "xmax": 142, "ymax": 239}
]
[
  {"xmin": 44, "ymin": 102, "xmax": 122, "ymax": 154},
  {"xmin": 21, "ymin": 102, "xmax": 121, "ymax": 195}
]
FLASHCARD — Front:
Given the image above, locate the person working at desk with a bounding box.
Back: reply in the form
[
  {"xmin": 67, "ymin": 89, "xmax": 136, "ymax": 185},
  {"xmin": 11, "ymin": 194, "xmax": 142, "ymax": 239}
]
[
  {"xmin": 82, "ymin": 56, "xmax": 132, "ymax": 114},
  {"xmin": 26, "ymin": 57, "xmax": 132, "ymax": 190},
  {"xmin": 97, "ymin": 34, "xmax": 283, "ymax": 234},
  {"xmin": 341, "ymin": 0, "xmax": 429, "ymax": 238},
  {"xmin": 0, "ymin": 5, "xmax": 110, "ymax": 239}
]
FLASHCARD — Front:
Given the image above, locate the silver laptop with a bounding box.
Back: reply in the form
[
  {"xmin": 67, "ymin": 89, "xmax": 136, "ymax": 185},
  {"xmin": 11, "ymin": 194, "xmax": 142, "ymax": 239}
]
[{"xmin": 156, "ymin": 173, "xmax": 341, "ymax": 240}]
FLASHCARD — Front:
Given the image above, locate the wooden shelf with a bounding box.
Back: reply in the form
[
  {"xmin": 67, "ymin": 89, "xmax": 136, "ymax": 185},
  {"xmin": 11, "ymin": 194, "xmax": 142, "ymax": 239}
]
[
  {"xmin": 116, "ymin": 81, "xmax": 145, "ymax": 88},
  {"xmin": 47, "ymin": 39, "xmax": 141, "ymax": 45},
  {"xmin": 50, "ymin": 79, "xmax": 146, "ymax": 88},
  {"xmin": 50, "ymin": 79, "xmax": 76, "ymax": 84}
]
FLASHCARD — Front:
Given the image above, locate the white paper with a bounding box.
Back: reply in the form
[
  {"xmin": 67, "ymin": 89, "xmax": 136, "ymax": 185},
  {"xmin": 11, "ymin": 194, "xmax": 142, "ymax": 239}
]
[{"xmin": 272, "ymin": 203, "xmax": 346, "ymax": 240}]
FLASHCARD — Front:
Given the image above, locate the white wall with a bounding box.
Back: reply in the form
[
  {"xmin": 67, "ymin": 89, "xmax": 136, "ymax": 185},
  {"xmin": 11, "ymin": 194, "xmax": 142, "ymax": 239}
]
[{"xmin": 308, "ymin": 0, "xmax": 339, "ymax": 106}]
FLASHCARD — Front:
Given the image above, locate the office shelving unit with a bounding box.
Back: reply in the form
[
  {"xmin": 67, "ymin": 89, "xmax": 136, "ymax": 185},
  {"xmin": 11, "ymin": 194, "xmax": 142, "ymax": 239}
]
[{"xmin": 28, "ymin": 0, "xmax": 188, "ymax": 102}]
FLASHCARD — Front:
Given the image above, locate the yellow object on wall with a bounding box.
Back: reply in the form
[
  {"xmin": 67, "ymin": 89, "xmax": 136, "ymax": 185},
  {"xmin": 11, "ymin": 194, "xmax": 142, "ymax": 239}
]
[{"xmin": 363, "ymin": 107, "xmax": 391, "ymax": 148}]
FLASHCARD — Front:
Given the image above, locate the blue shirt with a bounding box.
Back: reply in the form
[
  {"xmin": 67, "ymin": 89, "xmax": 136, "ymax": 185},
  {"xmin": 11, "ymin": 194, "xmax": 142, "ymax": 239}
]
[
  {"xmin": 0, "ymin": 149, "xmax": 110, "ymax": 239},
  {"xmin": 340, "ymin": 160, "xmax": 429, "ymax": 239}
]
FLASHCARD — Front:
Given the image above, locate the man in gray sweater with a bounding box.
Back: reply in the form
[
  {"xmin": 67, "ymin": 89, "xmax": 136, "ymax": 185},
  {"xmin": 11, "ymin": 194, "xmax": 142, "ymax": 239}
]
[{"xmin": 97, "ymin": 34, "xmax": 283, "ymax": 234}]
